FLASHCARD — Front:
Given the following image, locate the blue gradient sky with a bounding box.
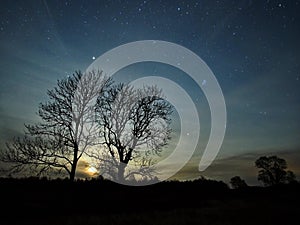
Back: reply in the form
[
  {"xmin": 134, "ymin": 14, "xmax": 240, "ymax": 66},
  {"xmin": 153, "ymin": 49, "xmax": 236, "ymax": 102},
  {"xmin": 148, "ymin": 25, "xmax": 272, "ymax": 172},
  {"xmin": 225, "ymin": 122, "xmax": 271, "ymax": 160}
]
[{"xmin": 0, "ymin": 0, "xmax": 300, "ymax": 184}]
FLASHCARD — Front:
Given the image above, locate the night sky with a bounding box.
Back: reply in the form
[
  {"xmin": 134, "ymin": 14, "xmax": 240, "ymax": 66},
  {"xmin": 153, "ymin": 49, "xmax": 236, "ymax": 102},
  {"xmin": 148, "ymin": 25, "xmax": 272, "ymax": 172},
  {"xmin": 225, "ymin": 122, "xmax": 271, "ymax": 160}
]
[{"xmin": 0, "ymin": 0, "xmax": 300, "ymax": 184}]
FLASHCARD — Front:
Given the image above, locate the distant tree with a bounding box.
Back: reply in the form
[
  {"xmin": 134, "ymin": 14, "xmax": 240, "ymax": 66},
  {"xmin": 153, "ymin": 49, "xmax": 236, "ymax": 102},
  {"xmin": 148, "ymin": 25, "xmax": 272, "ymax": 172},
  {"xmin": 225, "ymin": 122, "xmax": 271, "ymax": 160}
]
[
  {"xmin": 255, "ymin": 155, "xmax": 296, "ymax": 186},
  {"xmin": 0, "ymin": 70, "xmax": 112, "ymax": 181},
  {"xmin": 91, "ymin": 83, "xmax": 172, "ymax": 182},
  {"xmin": 286, "ymin": 170, "xmax": 297, "ymax": 184},
  {"xmin": 230, "ymin": 176, "xmax": 248, "ymax": 189}
]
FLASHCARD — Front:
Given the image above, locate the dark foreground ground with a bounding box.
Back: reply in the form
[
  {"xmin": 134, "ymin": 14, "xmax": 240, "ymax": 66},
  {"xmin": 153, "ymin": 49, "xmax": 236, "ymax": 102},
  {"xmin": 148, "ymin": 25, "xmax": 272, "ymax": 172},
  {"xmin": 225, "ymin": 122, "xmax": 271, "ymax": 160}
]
[{"xmin": 1, "ymin": 178, "xmax": 299, "ymax": 225}]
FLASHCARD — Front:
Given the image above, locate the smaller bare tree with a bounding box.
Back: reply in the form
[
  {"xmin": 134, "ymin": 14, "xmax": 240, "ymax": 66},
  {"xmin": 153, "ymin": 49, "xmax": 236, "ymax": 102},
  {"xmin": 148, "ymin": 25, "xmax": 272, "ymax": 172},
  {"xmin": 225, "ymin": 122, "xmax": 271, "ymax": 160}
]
[
  {"xmin": 91, "ymin": 83, "xmax": 173, "ymax": 183},
  {"xmin": 0, "ymin": 70, "xmax": 112, "ymax": 181}
]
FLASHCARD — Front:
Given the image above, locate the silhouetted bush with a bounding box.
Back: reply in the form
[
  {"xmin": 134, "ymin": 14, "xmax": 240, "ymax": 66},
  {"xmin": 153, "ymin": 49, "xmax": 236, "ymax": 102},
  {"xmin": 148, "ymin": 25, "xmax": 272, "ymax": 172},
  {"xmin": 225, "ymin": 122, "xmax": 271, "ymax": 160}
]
[{"xmin": 230, "ymin": 176, "xmax": 248, "ymax": 189}]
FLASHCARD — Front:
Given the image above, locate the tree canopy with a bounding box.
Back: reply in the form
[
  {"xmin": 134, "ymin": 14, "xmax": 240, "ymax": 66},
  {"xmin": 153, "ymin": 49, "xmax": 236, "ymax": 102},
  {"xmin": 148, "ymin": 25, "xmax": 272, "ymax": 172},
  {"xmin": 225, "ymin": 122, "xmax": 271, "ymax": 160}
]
[{"xmin": 255, "ymin": 155, "xmax": 296, "ymax": 186}]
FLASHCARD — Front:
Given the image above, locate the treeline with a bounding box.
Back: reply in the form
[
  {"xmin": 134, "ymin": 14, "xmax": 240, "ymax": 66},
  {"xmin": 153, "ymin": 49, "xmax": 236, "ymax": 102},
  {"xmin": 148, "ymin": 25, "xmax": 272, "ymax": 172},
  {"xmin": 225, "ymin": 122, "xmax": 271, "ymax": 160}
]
[
  {"xmin": 0, "ymin": 174, "xmax": 298, "ymax": 191},
  {"xmin": 0, "ymin": 175, "xmax": 229, "ymax": 190}
]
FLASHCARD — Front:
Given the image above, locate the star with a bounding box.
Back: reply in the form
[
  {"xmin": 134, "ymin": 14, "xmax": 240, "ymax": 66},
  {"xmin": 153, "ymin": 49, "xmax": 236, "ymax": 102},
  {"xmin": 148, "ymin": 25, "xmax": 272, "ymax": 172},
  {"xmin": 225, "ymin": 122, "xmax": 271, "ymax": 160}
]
[{"xmin": 92, "ymin": 56, "xmax": 96, "ymax": 60}]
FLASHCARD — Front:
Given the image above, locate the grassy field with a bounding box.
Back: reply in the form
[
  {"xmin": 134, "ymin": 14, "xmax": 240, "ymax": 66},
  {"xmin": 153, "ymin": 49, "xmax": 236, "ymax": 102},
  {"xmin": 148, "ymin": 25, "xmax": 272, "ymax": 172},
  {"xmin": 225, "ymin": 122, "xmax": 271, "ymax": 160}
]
[{"xmin": 1, "ymin": 178, "xmax": 299, "ymax": 225}]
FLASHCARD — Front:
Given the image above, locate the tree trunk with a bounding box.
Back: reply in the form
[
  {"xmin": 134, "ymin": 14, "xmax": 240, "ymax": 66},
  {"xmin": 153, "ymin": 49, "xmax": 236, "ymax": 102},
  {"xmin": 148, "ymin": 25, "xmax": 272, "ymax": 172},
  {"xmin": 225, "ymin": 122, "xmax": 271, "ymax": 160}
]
[
  {"xmin": 70, "ymin": 160, "xmax": 77, "ymax": 181},
  {"xmin": 117, "ymin": 163, "xmax": 126, "ymax": 182},
  {"xmin": 70, "ymin": 144, "xmax": 79, "ymax": 181}
]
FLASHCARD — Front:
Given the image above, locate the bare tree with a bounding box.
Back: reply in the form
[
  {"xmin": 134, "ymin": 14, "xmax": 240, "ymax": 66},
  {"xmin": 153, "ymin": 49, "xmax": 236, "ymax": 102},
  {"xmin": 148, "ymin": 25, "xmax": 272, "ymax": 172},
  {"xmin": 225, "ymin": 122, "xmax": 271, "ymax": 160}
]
[
  {"xmin": 91, "ymin": 83, "xmax": 173, "ymax": 183},
  {"xmin": 0, "ymin": 70, "xmax": 111, "ymax": 181}
]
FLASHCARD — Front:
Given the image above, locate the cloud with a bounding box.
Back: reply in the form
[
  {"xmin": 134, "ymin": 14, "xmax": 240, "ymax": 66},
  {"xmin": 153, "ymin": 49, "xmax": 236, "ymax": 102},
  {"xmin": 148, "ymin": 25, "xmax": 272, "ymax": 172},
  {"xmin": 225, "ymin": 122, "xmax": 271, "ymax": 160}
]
[
  {"xmin": 75, "ymin": 159, "xmax": 98, "ymax": 179},
  {"xmin": 0, "ymin": 114, "xmax": 27, "ymax": 148},
  {"xmin": 171, "ymin": 147, "xmax": 300, "ymax": 185}
]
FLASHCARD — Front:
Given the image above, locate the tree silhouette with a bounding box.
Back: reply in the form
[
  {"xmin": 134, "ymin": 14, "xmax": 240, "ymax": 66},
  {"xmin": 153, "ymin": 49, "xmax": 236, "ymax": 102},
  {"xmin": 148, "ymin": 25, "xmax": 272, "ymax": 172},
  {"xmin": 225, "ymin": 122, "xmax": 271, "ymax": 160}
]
[
  {"xmin": 255, "ymin": 155, "xmax": 296, "ymax": 186},
  {"xmin": 230, "ymin": 176, "xmax": 248, "ymax": 189},
  {"xmin": 91, "ymin": 83, "xmax": 172, "ymax": 182},
  {"xmin": 0, "ymin": 71, "xmax": 111, "ymax": 181}
]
